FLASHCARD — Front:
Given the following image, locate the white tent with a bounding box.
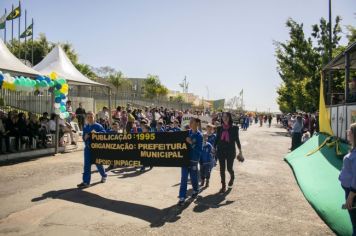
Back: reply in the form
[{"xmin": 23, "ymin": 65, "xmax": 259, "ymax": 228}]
[
  {"xmin": 34, "ymin": 45, "xmax": 102, "ymax": 86},
  {"xmin": 0, "ymin": 39, "xmax": 40, "ymax": 76}
]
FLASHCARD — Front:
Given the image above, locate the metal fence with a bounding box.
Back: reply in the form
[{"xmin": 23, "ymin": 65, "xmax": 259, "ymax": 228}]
[{"xmin": 0, "ymin": 89, "xmax": 53, "ymax": 116}]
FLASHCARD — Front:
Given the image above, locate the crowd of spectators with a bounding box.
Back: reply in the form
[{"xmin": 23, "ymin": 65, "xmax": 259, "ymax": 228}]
[
  {"xmin": 279, "ymin": 113, "xmax": 319, "ymax": 151},
  {"xmin": 0, "ymin": 110, "xmax": 77, "ymax": 154}
]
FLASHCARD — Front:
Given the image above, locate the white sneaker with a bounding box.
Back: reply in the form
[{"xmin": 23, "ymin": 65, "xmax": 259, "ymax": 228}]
[{"xmin": 101, "ymin": 176, "xmax": 107, "ymax": 183}]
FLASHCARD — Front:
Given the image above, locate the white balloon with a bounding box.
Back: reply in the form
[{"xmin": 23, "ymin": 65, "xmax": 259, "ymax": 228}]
[{"xmin": 59, "ymin": 113, "xmax": 65, "ymax": 119}]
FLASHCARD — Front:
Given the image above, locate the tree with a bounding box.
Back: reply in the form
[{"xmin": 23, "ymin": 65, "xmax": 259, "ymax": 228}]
[
  {"xmin": 275, "ymin": 17, "xmax": 343, "ymax": 113},
  {"xmin": 75, "ymin": 63, "xmax": 97, "ymax": 81},
  {"xmin": 143, "ymin": 75, "xmax": 168, "ymax": 100},
  {"xmin": 346, "ymin": 25, "xmax": 356, "ymax": 44},
  {"xmin": 8, "ymin": 33, "xmax": 52, "ymax": 66},
  {"xmin": 107, "ymin": 71, "xmax": 130, "ymax": 100},
  {"xmin": 173, "ymin": 95, "xmax": 184, "ymax": 103}
]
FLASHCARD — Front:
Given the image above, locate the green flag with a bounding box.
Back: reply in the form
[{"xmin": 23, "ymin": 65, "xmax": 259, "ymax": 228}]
[
  {"xmin": 20, "ymin": 23, "xmax": 32, "ymax": 38},
  {"xmin": 0, "ymin": 13, "xmax": 6, "ymax": 29},
  {"xmin": 6, "ymin": 5, "xmax": 21, "ymax": 21},
  {"xmin": 239, "ymin": 89, "xmax": 243, "ymax": 96}
]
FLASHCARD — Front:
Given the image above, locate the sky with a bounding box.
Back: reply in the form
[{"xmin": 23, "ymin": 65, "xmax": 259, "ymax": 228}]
[{"xmin": 0, "ymin": 0, "xmax": 355, "ymax": 112}]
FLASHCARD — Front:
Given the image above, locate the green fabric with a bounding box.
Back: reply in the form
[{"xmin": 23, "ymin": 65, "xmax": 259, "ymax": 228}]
[
  {"xmin": 0, "ymin": 13, "xmax": 6, "ymax": 29},
  {"xmin": 20, "ymin": 23, "xmax": 33, "ymax": 38},
  {"xmin": 285, "ymin": 133, "xmax": 352, "ymax": 236},
  {"xmin": 6, "ymin": 6, "xmax": 21, "ymax": 21}
]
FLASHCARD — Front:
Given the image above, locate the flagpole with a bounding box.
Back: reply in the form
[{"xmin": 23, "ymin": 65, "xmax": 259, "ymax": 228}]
[
  {"xmin": 31, "ymin": 18, "xmax": 34, "ymax": 65},
  {"xmin": 18, "ymin": 0, "xmax": 21, "ymax": 58},
  {"xmin": 4, "ymin": 9, "xmax": 6, "ymax": 43},
  {"xmin": 24, "ymin": 9, "xmax": 27, "ymax": 62},
  {"xmin": 11, "ymin": 4, "xmax": 13, "ymax": 44}
]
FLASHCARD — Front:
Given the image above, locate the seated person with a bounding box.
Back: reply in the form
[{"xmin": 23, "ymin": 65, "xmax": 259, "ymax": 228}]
[{"xmin": 59, "ymin": 118, "xmax": 76, "ymax": 146}]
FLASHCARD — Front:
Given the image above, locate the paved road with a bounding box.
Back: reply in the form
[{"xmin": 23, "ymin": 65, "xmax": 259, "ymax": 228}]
[{"xmin": 0, "ymin": 123, "xmax": 333, "ymax": 236}]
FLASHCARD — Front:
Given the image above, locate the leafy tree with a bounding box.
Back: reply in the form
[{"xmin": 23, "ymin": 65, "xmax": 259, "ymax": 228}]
[
  {"xmin": 107, "ymin": 71, "xmax": 130, "ymax": 99},
  {"xmin": 346, "ymin": 25, "xmax": 356, "ymax": 44},
  {"xmin": 143, "ymin": 75, "xmax": 168, "ymax": 100},
  {"xmin": 275, "ymin": 17, "xmax": 343, "ymax": 113},
  {"xmin": 75, "ymin": 63, "xmax": 97, "ymax": 80}
]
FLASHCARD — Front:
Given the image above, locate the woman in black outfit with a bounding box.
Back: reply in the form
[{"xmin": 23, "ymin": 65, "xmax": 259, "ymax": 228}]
[{"xmin": 215, "ymin": 112, "xmax": 244, "ymax": 193}]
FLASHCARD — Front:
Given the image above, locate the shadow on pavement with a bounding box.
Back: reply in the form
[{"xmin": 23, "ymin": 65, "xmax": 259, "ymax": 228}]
[
  {"xmin": 268, "ymin": 131, "xmax": 290, "ymax": 137},
  {"xmin": 32, "ymin": 187, "xmax": 191, "ymax": 227},
  {"xmin": 193, "ymin": 188, "xmax": 234, "ymax": 213}
]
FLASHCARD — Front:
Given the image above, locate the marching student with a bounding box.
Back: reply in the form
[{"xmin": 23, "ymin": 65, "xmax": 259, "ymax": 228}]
[
  {"xmin": 77, "ymin": 111, "xmax": 107, "ymax": 188},
  {"xmin": 206, "ymin": 123, "xmax": 217, "ymax": 164},
  {"xmin": 178, "ymin": 117, "xmax": 203, "ymax": 206},
  {"xmin": 156, "ymin": 120, "xmax": 165, "ymax": 132},
  {"xmin": 206, "ymin": 123, "xmax": 216, "ymax": 147},
  {"xmin": 340, "ymin": 123, "xmax": 356, "ymax": 234},
  {"xmin": 169, "ymin": 119, "xmax": 181, "ymax": 132},
  {"xmin": 200, "ymin": 135, "xmax": 214, "ymax": 187}
]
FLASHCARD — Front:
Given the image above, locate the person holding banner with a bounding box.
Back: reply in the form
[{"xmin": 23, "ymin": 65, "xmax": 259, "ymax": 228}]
[
  {"xmin": 215, "ymin": 112, "xmax": 244, "ymax": 193},
  {"xmin": 77, "ymin": 111, "xmax": 107, "ymax": 188},
  {"xmin": 178, "ymin": 117, "xmax": 203, "ymax": 206}
]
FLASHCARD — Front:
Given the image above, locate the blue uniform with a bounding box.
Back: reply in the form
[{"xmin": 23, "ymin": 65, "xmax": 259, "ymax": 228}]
[
  {"xmin": 179, "ymin": 129, "xmax": 203, "ymax": 199},
  {"xmin": 82, "ymin": 123, "xmax": 107, "ymax": 184},
  {"xmin": 200, "ymin": 142, "xmax": 214, "ymax": 180},
  {"xmin": 207, "ymin": 133, "xmax": 216, "ymax": 146},
  {"xmin": 169, "ymin": 127, "xmax": 181, "ymax": 132}
]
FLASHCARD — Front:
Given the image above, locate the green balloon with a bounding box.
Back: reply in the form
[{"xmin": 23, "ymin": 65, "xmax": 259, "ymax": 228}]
[
  {"xmin": 57, "ymin": 78, "xmax": 67, "ymax": 85},
  {"xmin": 49, "ymin": 81, "xmax": 55, "ymax": 87},
  {"xmin": 40, "ymin": 81, "xmax": 48, "ymax": 87},
  {"xmin": 54, "ymin": 90, "xmax": 61, "ymax": 96},
  {"xmin": 60, "ymin": 105, "xmax": 66, "ymax": 112}
]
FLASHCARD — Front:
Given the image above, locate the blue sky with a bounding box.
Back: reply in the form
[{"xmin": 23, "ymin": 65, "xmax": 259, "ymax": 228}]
[{"xmin": 0, "ymin": 0, "xmax": 355, "ymax": 111}]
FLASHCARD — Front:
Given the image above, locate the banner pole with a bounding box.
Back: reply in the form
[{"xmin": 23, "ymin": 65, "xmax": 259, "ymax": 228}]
[
  {"xmin": 18, "ymin": 0, "xmax": 21, "ymax": 58},
  {"xmin": 4, "ymin": 9, "xmax": 6, "ymax": 43},
  {"xmin": 11, "ymin": 4, "xmax": 13, "ymax": 44},
  {"xmin": 24, "ymin": 9, "xmax": 26, "ymax": 62},
  {"xmin": 31, "ymin": 18, "xmax": 33, "ymax": 65}
]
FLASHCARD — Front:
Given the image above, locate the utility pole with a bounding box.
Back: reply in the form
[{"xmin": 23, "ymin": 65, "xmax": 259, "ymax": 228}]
[{"xmin": 328, "ymin": 0, "xmax": 332, "ymax": 61}]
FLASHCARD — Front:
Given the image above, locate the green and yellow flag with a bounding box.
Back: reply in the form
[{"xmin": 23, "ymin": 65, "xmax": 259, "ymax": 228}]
[
  {"xmin": 6, "ymin": 5, "xmax": 21, "ymax": 21},
  {"xmin": 20, "ymin": 23, "xmax": 33, "ymax": 38},
  {"xmin": 0, "ymin": 13, "xmax": 6, "ymax": 29},
  {"xmin": 319, "ymin": 74, "xmax": 334, "ymax": 136}
]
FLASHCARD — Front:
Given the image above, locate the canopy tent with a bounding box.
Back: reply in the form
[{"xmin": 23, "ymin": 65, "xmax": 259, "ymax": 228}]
[
  {"xmin": 34, "ymin": 45, "xmax": 103, "ymax": 86},
  {"xmin": 0, "ymin": 39, "xmax": 40, "ymax": 77}
]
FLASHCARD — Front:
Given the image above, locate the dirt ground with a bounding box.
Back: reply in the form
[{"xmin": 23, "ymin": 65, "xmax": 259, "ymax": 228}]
[{"xmin": 0, "ymin": 122, "xmax": 334, "ymax": 236}]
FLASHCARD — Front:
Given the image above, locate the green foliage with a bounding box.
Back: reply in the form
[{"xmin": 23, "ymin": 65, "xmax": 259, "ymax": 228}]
[
  {"xmin": 107, "ymin": 71, "xmax": 130, "ymax": 93},
  {"xmin": 275, "ymin": 17, "xmax": 343, "ymax": 113},
  {"xmin": 346, "ymin": 25, "xmax": 356, "ymax": 44},
  {"xmin": 143, "ymin": 75, "xmax": 168, "ymax": 99},
  {"xmin": 75, "ymin": 64, "xmax": 97, "ymax": 80},
  {"xmin": 173, "ymin": 95, "xmax": 184, "ymax": 103},
  {"xmin": 8, "ymin": 33, "xmax": 98, "ymax": 80}
]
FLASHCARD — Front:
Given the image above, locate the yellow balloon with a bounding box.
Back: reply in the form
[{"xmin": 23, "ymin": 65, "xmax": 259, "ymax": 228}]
[
  {"xmin": 60, "ymin": 87, "xmax": 68, "ymax": 93},
  {"xmin": 49, "ymin": 72, "xmax": 58, "ymax": 80},
  {"xmin": 9, "ymin": 83, "xmax": 16, "ymax": 91}
]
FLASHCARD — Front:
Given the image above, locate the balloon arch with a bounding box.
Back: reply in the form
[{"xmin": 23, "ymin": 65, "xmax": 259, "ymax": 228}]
[{"xmin": 0, "ymin": 71, "xmax": 70, "ymax": 119}]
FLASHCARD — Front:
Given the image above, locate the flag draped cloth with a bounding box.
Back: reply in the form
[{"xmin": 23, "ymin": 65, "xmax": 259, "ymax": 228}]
[
  {"xmin": 20, "ymin": 23, "xmax": 33, "ymax": 38},
  {"xmin": 6, "ymin": 6, "xmax": 21, "ymax": 21},
  {"xmin": 319, "ymin": 74, "xmax": 333, "ymax": 136},
  {"xmin": 0, "ymin": 13, "xmax": 6, "ymax": 29}
]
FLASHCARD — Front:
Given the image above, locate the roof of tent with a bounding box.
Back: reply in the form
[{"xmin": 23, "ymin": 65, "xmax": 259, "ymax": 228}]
[
  {"xmin": 0, "ymin": 39, "xmax": 40, "ymax": 77},
  {"xmin": 34, "ymin": 44, "xmax": 103, "ymax": 86},
  {"xmin": 323, "ymin": 41, "xmax": 356, "ymax": 71}
]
